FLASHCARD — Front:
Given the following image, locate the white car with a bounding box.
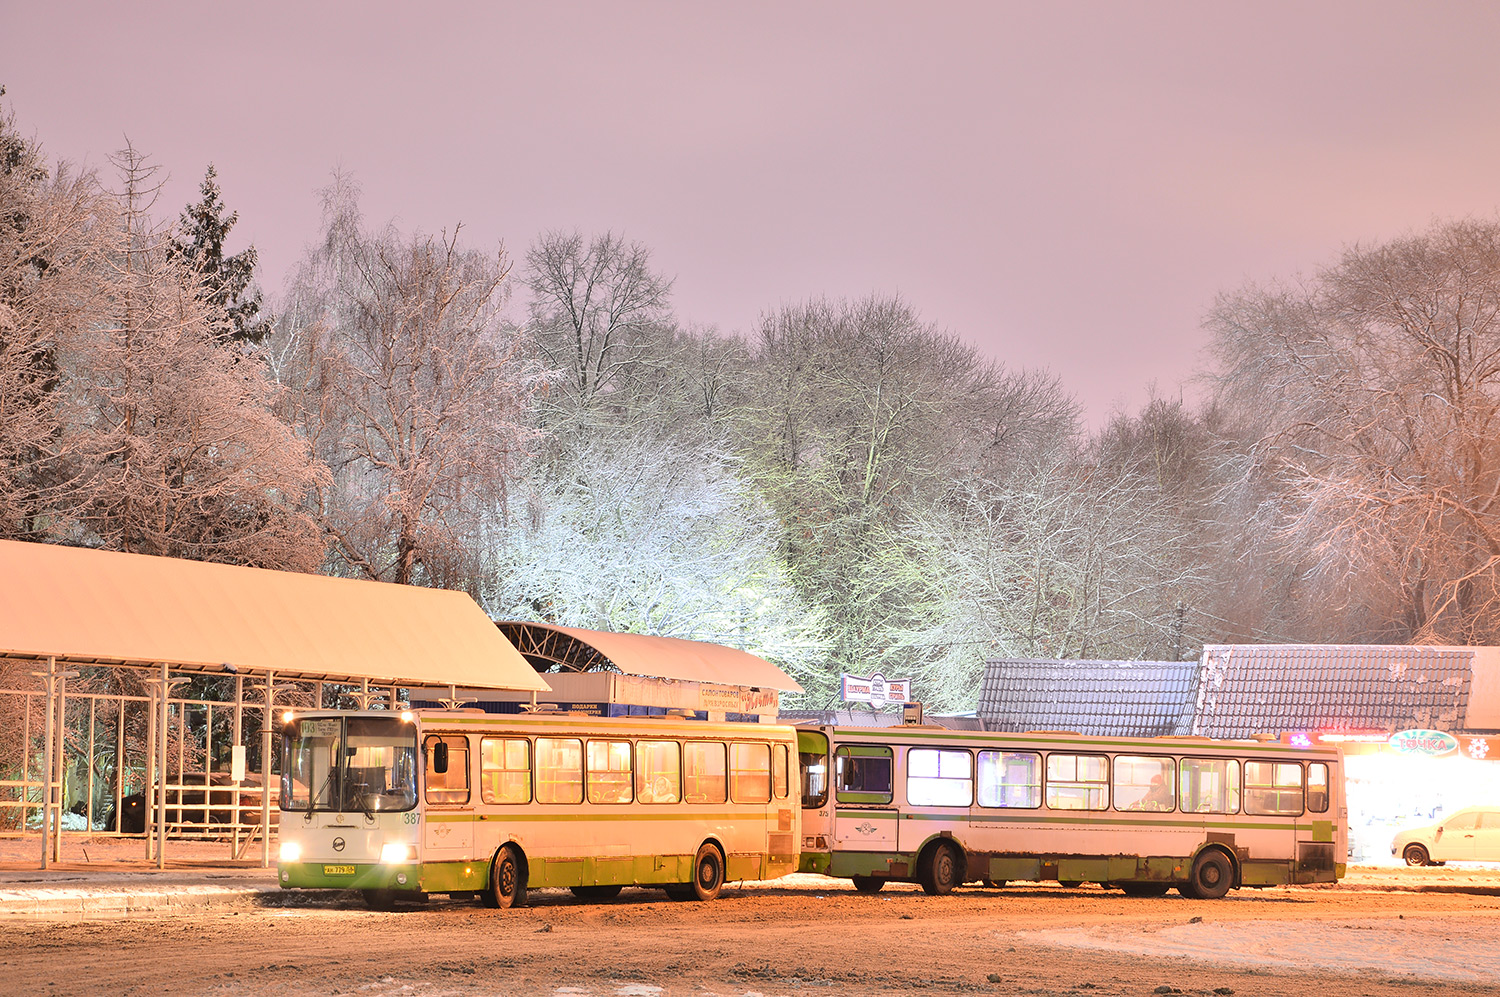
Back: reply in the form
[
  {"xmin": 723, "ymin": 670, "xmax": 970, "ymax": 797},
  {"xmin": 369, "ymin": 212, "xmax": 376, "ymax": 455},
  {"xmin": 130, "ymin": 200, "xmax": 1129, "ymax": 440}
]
[{"xmin": 1392, "ymin": 806, "xmax": 1500, "ymax": 866}]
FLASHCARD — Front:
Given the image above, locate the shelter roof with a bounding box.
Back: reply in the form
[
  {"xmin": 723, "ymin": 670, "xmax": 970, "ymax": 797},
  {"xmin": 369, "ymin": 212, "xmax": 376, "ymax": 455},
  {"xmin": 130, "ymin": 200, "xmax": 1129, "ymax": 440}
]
[
  {"xmin": 978, "ymin": 658, "xmax": 1198, "ymax": 737},
  {"xmin": 0, "ymin": 540, "xmax": 549, "ymax": 691},
  {"xmin": 497, "ymin": 621, "xmax": 802, "ymax": 692},
  {"xmin": 1194, "ymin": 644, "xmax": 1471, "ymax": 738}
]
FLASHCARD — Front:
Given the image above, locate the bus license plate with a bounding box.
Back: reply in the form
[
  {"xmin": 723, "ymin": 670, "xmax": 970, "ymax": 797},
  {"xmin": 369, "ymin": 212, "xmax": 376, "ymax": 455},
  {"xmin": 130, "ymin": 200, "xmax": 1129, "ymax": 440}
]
[{"xmin": 323, "ymin": 865, "xmax": 355, "ymax": 876}]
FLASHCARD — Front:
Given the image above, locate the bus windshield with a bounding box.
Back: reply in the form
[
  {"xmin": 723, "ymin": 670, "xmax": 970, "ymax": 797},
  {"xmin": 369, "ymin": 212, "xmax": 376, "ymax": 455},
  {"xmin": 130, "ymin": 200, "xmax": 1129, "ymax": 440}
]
[{"xmin": 281, "ymin": 715, "xmax": 418, "ymax": 814}]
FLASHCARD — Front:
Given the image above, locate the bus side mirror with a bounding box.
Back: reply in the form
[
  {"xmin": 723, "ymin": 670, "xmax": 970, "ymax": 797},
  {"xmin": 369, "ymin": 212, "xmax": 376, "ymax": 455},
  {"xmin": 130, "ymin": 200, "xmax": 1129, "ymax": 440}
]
[{"xmin": 433, "ymin": 741, "xmax": 448, "ymax": 774}]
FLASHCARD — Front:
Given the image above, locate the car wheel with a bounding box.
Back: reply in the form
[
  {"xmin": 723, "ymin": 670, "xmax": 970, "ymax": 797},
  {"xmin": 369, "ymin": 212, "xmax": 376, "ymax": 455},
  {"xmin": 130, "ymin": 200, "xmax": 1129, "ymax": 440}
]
[{"xmin": 1403, "ymin": 844, "xmax": 1430, "ymax": 867}]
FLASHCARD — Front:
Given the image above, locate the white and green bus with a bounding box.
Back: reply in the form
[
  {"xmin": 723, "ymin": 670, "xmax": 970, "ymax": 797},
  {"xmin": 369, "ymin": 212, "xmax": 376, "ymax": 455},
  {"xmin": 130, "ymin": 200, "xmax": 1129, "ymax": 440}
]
[
  {"xmin": 796, "ymin": 725, "xmax": 1346, "ymax": 899},
  {"xmin": 277, "ymin": 709, "xmax": 800, "ymax": 909}
]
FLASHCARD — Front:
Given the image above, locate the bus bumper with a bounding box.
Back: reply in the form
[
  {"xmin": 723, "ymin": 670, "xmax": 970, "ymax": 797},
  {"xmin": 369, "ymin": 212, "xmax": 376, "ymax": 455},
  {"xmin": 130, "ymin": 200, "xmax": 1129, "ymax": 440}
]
[{"xmin": 278, "ymin": 862, "xmax": 417, "ymax": 891}]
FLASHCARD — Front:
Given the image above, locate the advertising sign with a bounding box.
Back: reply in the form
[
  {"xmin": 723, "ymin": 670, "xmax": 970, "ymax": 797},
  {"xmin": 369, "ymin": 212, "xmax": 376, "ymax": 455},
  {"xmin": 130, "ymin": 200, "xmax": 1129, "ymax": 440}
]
[
  {"xmin": 841, "ymin": 673, "xmax": 911, "ymax": 708},
  {"xmin": 1388, "ymin": 729, "xmax": 1460, "ymax": 757}
]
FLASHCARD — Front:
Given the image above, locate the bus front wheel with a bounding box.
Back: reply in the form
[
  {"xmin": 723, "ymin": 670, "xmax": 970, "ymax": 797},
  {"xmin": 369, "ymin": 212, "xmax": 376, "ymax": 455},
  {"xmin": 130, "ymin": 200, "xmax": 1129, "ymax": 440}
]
[
  {"xmin": 1182, "ymin": 849, "xmax": 1233, "ymax": 900},
  {"xmin": 487, "ymin": 845, "xmax": 527, "ymax": 909},
  {"xmin": 919, "ymin": 841, "xmax": 961, "ymax": 896}
]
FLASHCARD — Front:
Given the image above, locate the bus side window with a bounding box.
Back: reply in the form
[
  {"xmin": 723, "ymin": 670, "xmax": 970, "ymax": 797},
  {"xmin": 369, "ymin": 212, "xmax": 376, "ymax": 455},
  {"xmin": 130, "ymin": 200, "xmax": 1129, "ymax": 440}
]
[
  {"xmin": 587, "ymin": 739, "xmax": 633, "ymax": 804},
  {"xmin": 1113, "ymin": 755, "xmax": 1174, "ymax": 812},
  {"xmin": 424, "ymin": 735, "xmax": 470, "ymax": 805},
  {"xmin": 684, "ymin": 741, "xmax": 727, "ymax": 804},
  {"xmin": 977, "ymin": 750, "xmax": 1040, "ymax": 808},
  {"xmin": 1045, "ymin": 753, "xmax": 1109, "ymax": 811},
  {"xmin": 1245, "ymin": 760, "xmax": 1303, "ymax": 815},
  {"xmin": 480, "ymin": 737, "xmax": 531, "ymax": 805},
  {"xmin": 906, "ymin": 748, "xmax": 973, "ymax": 807},
  {"xmin": 1307, "ymin": 762, "xmax": 1330, "ymax": 814},
  {"xmin": 535, "ymin": 737, "xmax": 584, "ymax": 805},
  {"xmin": 635, "ymin": 740, "xmax": 681, "ymax": 804},
  {"xmin": 772, "ymin": 743, "xmax": 790, "ymax": 800},
  {"xmin": 730, "ymin": 742, "xmax": 772, "ymax": 804},
  {"xmin": 834, "ymin": 745, "xmax": 893, "ymax": 805},
  {"xmin": 1180, "ymin": 757, "xmax": 1239, "ymax": 813}
]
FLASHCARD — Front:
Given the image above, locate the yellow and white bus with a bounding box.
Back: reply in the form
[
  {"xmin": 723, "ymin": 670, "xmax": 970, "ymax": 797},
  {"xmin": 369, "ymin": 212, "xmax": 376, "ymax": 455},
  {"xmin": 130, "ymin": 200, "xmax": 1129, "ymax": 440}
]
[
  {"xmin": 277, "ymin": 710, "xmax": 800, "ymax": 909},
  {"xmin": 796, "ymin": 725, "xmax": 1346, "ymax": 898}
]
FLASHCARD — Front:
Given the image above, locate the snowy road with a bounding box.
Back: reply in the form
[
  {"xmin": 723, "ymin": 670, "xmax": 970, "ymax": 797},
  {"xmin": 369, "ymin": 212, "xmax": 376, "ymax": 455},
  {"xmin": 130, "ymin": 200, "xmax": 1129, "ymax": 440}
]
[{"xmin": 2, "ymin": 873, "xmax": 1498, "ymax": 996}]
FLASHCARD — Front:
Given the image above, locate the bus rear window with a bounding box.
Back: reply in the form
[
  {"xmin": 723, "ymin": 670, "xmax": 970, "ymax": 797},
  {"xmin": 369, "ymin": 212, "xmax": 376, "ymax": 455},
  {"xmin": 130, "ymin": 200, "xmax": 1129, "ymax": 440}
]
[{"xmin": 835, "ymin": 745, "xmax": 893, "ymax": 805}]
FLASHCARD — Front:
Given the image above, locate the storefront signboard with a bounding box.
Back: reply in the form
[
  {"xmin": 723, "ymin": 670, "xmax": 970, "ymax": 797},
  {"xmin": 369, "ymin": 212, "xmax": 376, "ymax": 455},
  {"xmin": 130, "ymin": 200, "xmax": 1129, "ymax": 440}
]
[
  {"xmin": 1388, "ymin": 729, "xmax": 1459, "ymax": 757},
  {"xmin": 841, "ymin": 673, "xmax": 911, "ymax": 708}
]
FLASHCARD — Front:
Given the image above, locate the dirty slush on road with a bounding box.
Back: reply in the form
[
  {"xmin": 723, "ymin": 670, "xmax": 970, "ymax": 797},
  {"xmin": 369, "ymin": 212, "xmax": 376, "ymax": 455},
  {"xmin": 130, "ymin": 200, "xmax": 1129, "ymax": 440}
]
[{"xmin": 3, "ymin": 872, "xmax": 1500, "ymax": 997}]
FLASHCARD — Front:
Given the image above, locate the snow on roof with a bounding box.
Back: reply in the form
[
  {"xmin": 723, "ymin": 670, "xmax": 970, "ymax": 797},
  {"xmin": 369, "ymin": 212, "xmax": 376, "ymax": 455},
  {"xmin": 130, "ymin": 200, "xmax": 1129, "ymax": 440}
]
[
  {"xmin": 977, "ymin": 658, "xmax": 1198, "ymax": 737},
  {"xmin": 0, "ymin": 540, "xmax": 550, "ymax": 691},
  {"xmin": 1194, "ymin": 644, "xmax": 1472, "ymax": 738},
  {"xmin": 497, "ymin": 621, "xmax": 802, "ymax": 692}
]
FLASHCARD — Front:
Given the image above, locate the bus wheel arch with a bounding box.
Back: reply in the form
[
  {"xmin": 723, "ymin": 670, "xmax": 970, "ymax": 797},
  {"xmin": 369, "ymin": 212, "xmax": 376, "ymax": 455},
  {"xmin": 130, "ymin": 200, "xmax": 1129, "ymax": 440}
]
[
  {"xmin": 1180, "ymin": 845, "xmax": 1236, "ymax": 900},
  {"xmin": 486, "ymin": 843, "xmax": 528, "ymax": 909},
  {"xmin": 690, "ymin": 839, "xmax": 727, "ymax": 901},
  {"xmin": 917, "ymin": 837, "xmax": 965, "ymax": 895}
]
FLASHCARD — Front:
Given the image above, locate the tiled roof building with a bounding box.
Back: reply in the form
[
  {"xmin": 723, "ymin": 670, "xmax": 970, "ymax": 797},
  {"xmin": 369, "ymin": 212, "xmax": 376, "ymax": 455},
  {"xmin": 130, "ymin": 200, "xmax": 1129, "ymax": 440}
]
[
  {"xmin": 976, "ymin": 658, "xmax": 1198, "ymax": 737},
  {"xmin": 1193, "ymin": 644, "xmax": 1472, "ymax": 739}
]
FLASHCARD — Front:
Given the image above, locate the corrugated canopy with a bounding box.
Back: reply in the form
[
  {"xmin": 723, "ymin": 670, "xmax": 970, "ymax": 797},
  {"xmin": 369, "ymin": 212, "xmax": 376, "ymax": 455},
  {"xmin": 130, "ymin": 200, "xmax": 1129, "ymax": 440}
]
[
  {"xmin": 0, "ymin": 540, "xmax": 550, "ymax": 691},
  {"xmin": 498, "ymin": 621, "xmax": 802, "ymax": 692}
]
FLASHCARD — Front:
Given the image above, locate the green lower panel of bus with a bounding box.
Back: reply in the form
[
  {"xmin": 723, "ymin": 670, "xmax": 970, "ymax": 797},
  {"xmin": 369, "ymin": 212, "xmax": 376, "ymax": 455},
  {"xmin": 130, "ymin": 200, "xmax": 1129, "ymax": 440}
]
[
  {"xmin": 416, "ymin": 851, "xmax": 778, "ymax": 893},
  {"xmin": 279, "ymin": 862, "xmax": 411, "ymax": 891}
]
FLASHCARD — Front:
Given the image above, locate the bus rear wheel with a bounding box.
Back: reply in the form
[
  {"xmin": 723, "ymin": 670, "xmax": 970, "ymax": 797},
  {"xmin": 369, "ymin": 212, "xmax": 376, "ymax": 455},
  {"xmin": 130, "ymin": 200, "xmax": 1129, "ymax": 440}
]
[
  {"xmin": 570, "ymin": 884, "xmax": 624, "ymax": 900},
  {"xmin": 1181, "ymin": 849, "xmax": 1233, "ymax": 899},
  {"xmin": 851, "ymin": 875, "xmax": 884, "ymax": 894},
  {"xmin": 919, "ymin": 841, "xmax": 961, "ymax": 896},
  {"xmin": 1403, "ymin": 844, "xmax": 1430, "ymax": 867},
  {"xmin": 487, "ymin": 845, "xmax": 527, "ymax": 909},
  {"xmin": 668, "ymin": 843, "xmax": 725, "ymax": 901}
]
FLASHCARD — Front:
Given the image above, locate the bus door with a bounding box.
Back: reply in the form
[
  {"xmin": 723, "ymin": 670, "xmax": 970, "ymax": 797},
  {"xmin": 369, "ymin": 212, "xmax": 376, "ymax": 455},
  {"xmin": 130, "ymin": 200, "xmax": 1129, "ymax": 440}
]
[
  {"xmin": 797, "ymin": 730, "xmax": 832, "ymax": 871},
  {"xmin": 422, "ymin": 734, "xmax": 475, "ymax": 864},
  {"xmin": 832, "ymin": 743, "xmax": 897, "ymax": 852},
  {"xmin": 1293, "ymin": 760, "xmax": 1338, "ymax": 881}
]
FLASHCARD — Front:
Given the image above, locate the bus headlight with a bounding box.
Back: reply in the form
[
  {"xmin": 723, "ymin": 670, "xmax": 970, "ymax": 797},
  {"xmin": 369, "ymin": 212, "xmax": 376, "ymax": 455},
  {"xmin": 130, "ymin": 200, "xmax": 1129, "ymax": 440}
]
[
  {"xmin": 380, "ymin": 842, "xmax": 415, "ymax": 864},
  {"xmin": 279, "ymin": 841, "xmax": 302, "ymax": 863}
]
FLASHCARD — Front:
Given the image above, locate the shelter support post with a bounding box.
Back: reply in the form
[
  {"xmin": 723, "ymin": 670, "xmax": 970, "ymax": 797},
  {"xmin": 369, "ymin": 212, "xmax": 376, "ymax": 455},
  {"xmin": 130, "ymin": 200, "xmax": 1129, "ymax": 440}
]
[
  {"xmin": 262, "ymin": 671, "xmax": 273, "ymax": 869},
  {"xmin": 145, "ymin": 664, "xmax": 187, "ymax": 870},
  {"xmin": 52, "ymin": 670, "xmax": 67, "ymax": 864},
  {"xmin": 36, "ymin": 657, "xmax": 53, "ymax": 871}
]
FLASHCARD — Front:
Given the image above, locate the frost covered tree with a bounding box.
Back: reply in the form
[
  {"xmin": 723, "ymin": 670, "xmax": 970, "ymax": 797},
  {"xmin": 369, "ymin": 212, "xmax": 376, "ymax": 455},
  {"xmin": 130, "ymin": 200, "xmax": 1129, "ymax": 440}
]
[
  {"xmin": 63, "ymin": 143, "xmax": 327, "ymax": 568},
  {"xmin": 0, "ymin": 113, "xmax": 325, "ymax": 567},
  {"xmin": 0, "ymin": 101, "xmax": 113, "ymax": 540},
  {"xmin": 522, "ymin": 230, "xmax": 675, "ymax": 418},
  {"xmin": 481, "ymin": 429, "xmax": 829, "ymax": 695},
  {"xmin": 1207, "ymin": 218, "xmax": 1500, "ymax": 644},
  {"xmin": 741, "ymin": 295, "xmax": 1079, "ymax": 705},
  {"xmin": 276, "ymin": 173, "xmax": 534, "ymax": 589},
  {"xmin": 167, "ymin": 164, "xmax": 270, "ymax": 344}
]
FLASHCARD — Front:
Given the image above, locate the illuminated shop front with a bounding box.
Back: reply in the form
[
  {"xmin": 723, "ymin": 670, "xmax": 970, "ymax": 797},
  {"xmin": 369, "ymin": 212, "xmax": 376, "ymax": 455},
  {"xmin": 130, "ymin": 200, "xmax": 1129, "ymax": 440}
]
[{"xmin": 1288, "ymin": 730, "xmax": 1500, "ymax": 863}]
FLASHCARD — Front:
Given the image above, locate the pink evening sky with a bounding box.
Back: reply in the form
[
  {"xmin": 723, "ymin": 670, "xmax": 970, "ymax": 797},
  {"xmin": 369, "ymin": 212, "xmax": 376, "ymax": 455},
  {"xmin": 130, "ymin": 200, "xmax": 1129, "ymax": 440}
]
[{"xmin": 5, "ymin": 1, "xmax": 1500, "ymax": 424}]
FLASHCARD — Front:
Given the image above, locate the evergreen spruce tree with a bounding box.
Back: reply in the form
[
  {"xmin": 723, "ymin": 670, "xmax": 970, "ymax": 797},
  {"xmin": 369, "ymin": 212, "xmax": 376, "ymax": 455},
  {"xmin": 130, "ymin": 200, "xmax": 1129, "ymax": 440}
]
[{"xmin": 169, "ymin": 164, "xmax": 270, "ymax": 344}]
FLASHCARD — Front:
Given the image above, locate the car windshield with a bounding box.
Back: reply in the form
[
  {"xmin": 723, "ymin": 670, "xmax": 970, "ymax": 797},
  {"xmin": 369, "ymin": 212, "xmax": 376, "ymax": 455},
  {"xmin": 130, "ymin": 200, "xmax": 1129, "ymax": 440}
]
[{"xmin": 280, "ymin": 715, "xmax": 418, "ymax": 813}]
